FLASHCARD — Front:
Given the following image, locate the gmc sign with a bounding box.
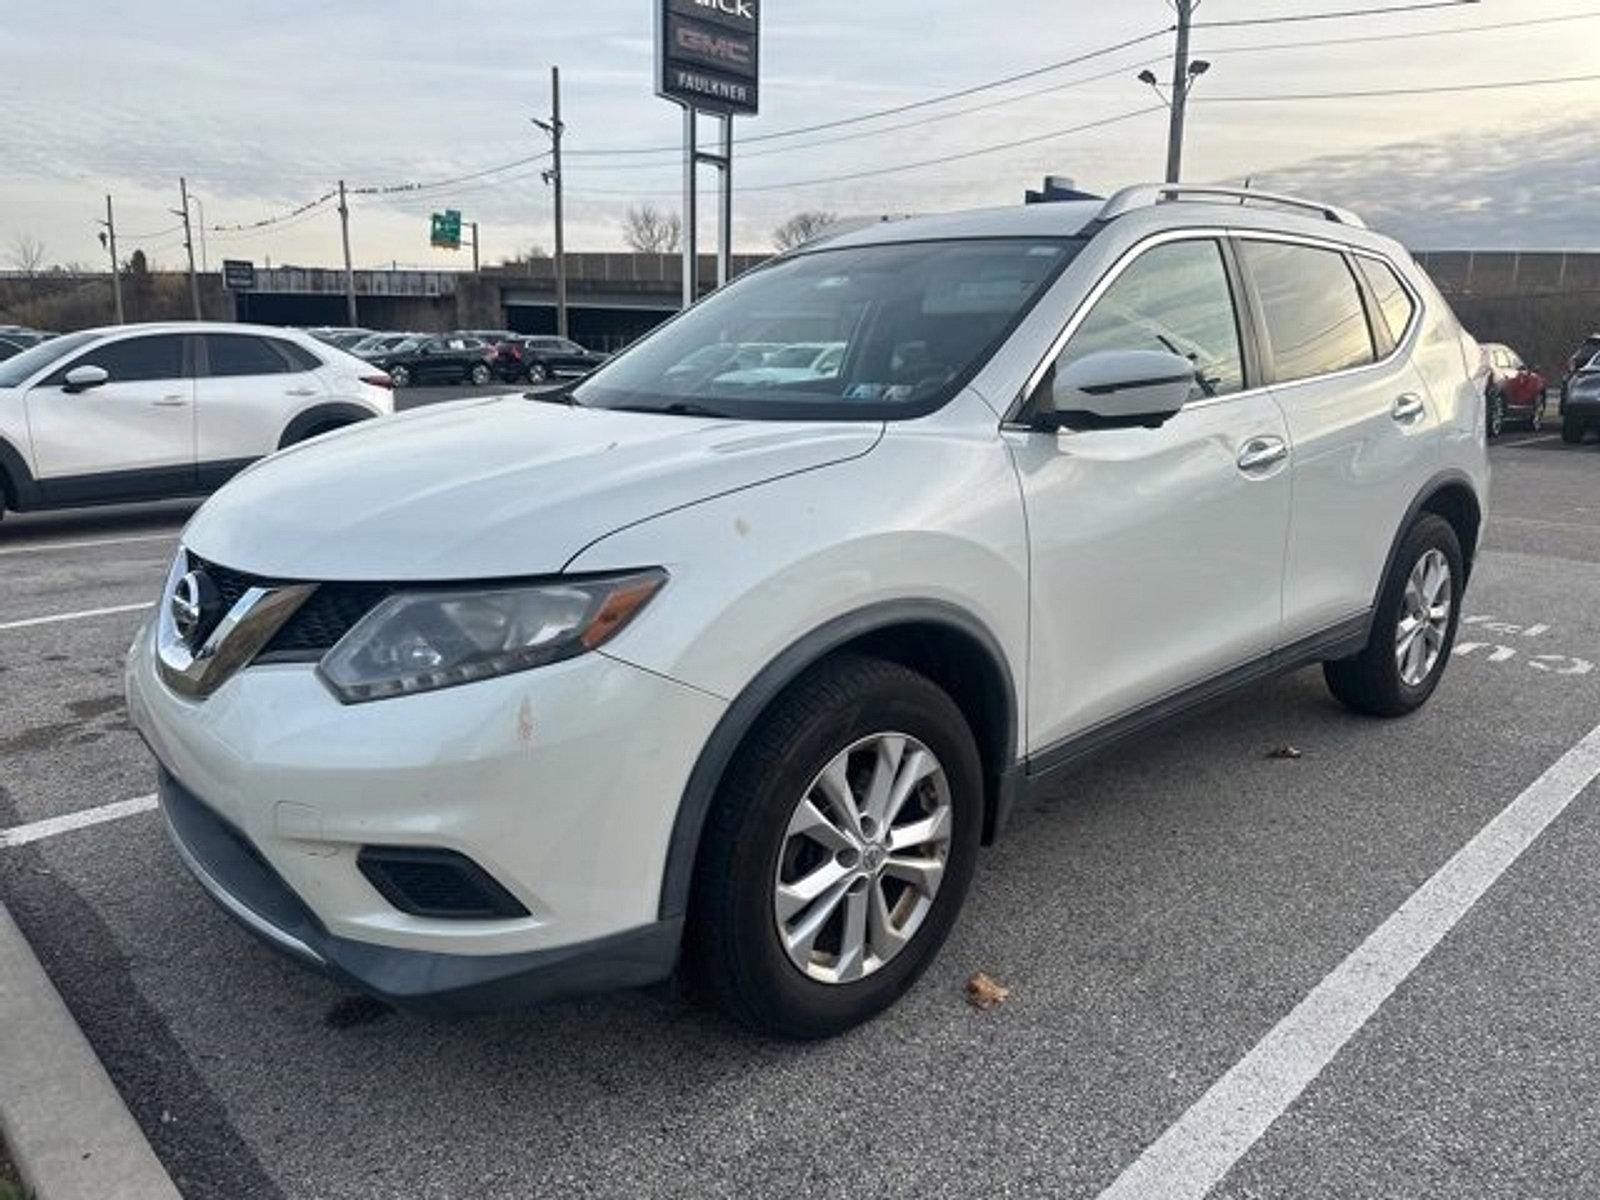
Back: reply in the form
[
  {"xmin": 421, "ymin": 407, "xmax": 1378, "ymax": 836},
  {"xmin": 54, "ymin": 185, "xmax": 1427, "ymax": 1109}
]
[{"xmin": 657, "ymin": 0, "xmax": 759, "ymax": 115}]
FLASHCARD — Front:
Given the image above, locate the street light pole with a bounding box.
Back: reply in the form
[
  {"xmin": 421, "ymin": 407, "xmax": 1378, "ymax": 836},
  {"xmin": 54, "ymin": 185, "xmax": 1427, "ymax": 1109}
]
[
  {"xmin": 534, "ymin": 68, "xmax": 568, "ymax": 339},
  {"xmin": 1139, "ymin": 4, "xmax": 1209, "ymax": 184},
  {"xmin": 1166, "ymin": 0, "xmax": 1194, "ymax": 184}
]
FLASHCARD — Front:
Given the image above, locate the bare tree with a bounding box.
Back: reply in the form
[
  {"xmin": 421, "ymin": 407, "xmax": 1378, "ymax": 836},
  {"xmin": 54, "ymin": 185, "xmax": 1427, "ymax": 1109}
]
[
  {"xmin": 621, "ymin": 204, "xmax": 682, "ymax": 253},
  {"xmin": 773, "ymin": 211, "xmax": 838, "ymax": 251},
  {"xmin": 8, "ymin": 234, "xmax": 47, "ymax": 275}
]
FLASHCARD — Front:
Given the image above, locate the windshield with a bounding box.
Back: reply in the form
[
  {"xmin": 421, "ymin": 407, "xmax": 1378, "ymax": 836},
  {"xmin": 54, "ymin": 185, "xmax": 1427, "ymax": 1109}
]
[
  {"xmin": 0, "ymin": 330, "xmax": 98, "ymax": 388},
  {"xmin": 573, "ymin": 237, "xmax": 1081, "ymax": 420}
]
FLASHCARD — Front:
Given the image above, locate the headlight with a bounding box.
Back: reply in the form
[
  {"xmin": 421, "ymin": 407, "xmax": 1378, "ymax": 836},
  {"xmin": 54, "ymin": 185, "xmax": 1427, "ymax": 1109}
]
[{"xmin": 317, "ymin": 570, "xmax": 665, "ymax": 703}]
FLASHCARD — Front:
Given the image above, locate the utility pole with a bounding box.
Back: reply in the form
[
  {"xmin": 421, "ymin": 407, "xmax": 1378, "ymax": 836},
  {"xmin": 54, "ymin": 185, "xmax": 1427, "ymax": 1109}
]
[
  {"xmin": 550, "ymin": 66, "xmax": 568, "ymax": 338},
  {"xmin": 337, "ymin": 180, "xmax": 358, "ymax": 326},
  {"xmin": 534, "ymin": 69, "xmax": 569, "ymax": 337},
  {"xmin": 471, "ymin": 221, "xmax": 480, "ymax": 275},
  {"xmin": 174, "ymin": 176, "xmax": 202, "ymax": 319},
  {"xmin": 1139, "ymin": 2, "xmax": 1209, "ymax": 184},
  {"xmin": 97, "ymin": 194, "xmax": 124, "ymax": 324},
  {"xmin": 1166, "ymin": 0, "xmax": 1193, "ymax": 184}
]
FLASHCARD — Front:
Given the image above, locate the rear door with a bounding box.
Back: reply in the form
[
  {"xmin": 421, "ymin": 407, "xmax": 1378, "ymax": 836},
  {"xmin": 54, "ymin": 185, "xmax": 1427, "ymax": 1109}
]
[
  {"xmin": 1236, "ymin": 236, "xmax": 1438, "ymax": 643},
  {"xmin": 1011, "ymin": 235, "xmax": 1293, "ymax": 751},
  {"xmin": 194, "ymin": 332, "xmax": 328, "ymax": 477},
  {"xmin": 25, "ymin": 332, "xmax": 195, "ymax": 501}
]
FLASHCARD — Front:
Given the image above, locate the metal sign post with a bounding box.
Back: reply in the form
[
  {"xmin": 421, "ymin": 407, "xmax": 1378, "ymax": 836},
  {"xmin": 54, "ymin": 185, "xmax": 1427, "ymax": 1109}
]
[{"xmin": 657, "ymin": 0, "xmax": 759, "ymax": 309}]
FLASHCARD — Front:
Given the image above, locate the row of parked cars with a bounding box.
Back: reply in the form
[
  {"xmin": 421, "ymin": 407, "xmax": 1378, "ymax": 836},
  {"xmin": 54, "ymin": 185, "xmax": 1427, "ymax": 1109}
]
[
  {"xmin": 0, "ymin": 324, "xmax": 57, "ymax": 360},
  {"xmin": 303, "ymin": 326, "xmax": 607, "ymax": 388},
  {"xmin": 1480, "ymin": 333, "xmax": 1600, "ymax": 444}
]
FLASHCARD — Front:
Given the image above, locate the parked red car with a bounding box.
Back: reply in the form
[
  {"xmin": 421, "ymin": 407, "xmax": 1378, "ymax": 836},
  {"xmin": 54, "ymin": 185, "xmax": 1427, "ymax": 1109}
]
[{"xmin": 1483, "ymin": 342, "xmax": 1547, "ymax": 437}]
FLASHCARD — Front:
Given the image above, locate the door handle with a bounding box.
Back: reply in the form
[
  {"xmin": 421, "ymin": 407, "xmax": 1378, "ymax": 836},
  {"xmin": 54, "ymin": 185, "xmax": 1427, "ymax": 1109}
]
[
  {"xmin": 1237, "ymin": 436, "xmax": 1289, "ymax": 472},
  {"xmin": 151, "ymin": 396, "xmax": 188, "ymax": 407},
  {"xmin": 1392, "ymin": 393, "xmax": 1426, "ymax": 423}
]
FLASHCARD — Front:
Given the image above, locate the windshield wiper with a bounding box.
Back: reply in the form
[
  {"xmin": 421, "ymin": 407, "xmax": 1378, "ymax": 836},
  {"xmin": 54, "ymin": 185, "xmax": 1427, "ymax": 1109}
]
[
  {"xmin": 524, "ymin": 381, "xmax": 581, "ymax": 406},
  {"xmin": 609, "ymin": 401, "xmax": 729, "ymax": 418}
]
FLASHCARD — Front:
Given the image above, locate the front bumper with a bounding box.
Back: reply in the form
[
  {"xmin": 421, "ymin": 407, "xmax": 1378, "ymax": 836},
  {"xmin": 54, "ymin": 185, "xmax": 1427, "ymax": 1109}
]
[
  {"xmin": 126, "ymin": 616, "xmax": 726, "ymax": 1011},
  {"xmin": 157, "ymin": 767, "xmax": 682, "ymax": 1013}
]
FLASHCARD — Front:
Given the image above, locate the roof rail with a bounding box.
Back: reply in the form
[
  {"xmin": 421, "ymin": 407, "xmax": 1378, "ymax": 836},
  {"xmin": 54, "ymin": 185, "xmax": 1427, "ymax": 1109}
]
[{"xmin": 1096, "ymin": 184, "xmax": 1366, "ymax": 229}]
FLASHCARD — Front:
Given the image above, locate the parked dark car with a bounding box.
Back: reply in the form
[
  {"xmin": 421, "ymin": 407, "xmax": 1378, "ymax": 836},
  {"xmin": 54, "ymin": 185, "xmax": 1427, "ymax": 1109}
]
[
  {"xmin": 491, "ymin": 335, "xmax": 607, "ymax": 383},
  {"xmin": 0, "ymin": 336, "xmax": 27, "ymax": 362},
  {"xmin": 1561, "ymin": 332, "xmax": 1600, "ymax": 404},
  {"xmin": 1561, "ymin": 350, "xmax": 1600, "ymax": 444},
  {"xmin": 369, "ymin": 336, "xmax": 494, "ymax": 388},
  {"xmin": 1482, "ymin": 342, "xmax": 1547, "ymax": 437}
]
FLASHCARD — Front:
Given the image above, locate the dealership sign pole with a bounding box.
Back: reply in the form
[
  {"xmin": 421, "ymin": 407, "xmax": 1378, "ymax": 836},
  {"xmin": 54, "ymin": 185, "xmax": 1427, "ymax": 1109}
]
[{"xmin": 656, "ymin": 0, "xmax": 760, "ymax": 308}]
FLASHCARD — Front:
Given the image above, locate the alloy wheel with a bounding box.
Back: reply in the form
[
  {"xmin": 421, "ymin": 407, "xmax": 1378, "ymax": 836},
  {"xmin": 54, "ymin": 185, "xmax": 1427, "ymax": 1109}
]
[
  {"xmin": 1395, "ymin": 547, "xmax": 1452, "ymax": 686},
  {"xmin": 773, "ymin": 733, "xmax": 951, "ymax": 985}
]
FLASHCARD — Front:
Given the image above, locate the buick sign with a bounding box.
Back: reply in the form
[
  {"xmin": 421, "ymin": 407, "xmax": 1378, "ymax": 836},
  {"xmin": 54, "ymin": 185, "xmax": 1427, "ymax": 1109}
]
[{"xmin": 657, "ymin": 0, "xmax": 759, "ymax": 115}]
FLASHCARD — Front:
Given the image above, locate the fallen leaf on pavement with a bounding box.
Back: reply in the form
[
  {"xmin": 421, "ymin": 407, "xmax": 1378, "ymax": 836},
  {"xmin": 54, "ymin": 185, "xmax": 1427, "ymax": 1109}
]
[
  {"xmin": 1267, "ymin": 744, "xmax": 1303, "ymax": 760},
  {"xmin": 966, "ymin": 971, "xmax": 1011, "ymax": 1010}
]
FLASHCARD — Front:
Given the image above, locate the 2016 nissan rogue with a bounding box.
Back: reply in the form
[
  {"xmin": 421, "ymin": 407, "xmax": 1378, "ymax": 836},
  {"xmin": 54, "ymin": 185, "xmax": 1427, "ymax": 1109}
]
[{"xmin": 126, "ymin": 185, "xmax": 1490, "ymax": 1039}]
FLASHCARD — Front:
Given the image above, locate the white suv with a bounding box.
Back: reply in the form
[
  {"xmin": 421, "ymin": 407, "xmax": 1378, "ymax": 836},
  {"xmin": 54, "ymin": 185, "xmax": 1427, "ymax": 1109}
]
[
  {"xmin": 127, "ymin": 187, "xmax": 1489, "ymax": 1038},
  {"xmin": 0, "ymin": 321, "xmax": 393, "ymax": 518}
]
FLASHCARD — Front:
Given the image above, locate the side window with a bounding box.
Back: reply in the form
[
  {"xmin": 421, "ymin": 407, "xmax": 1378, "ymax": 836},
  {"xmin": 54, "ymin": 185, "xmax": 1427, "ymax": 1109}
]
[
  {"xmin": 273, "ymin": 339, "xmax": 323, "ymax": 372},
  {"xmin": 1056, "ymin": 239, "xmax": 1244, "ymax": 401},
  {"xmin": 1355, "ymin": 257, "xmax": 1417, "ymax": 345},
  {"xmin": 205, "ymin": 334, "xmax": 291, "ymax": 377},
  {"xmin": 50, "ymin": 335, "xmax": 184, "ymax": 385},
  {"xmin": 1240, "ymin": 241, "xmax": 1375, "ymax": 384}
]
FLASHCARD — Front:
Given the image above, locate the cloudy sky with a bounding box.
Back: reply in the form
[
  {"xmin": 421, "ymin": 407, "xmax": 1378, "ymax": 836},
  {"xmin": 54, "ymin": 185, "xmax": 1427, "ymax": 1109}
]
[{"xmin": 2, "ymin": 0, "xmax": 1598, "ymax": 273}]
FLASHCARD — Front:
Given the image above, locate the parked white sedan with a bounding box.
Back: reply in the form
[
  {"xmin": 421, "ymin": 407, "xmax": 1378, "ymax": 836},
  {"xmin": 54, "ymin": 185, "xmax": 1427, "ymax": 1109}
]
[{"xmin": 0, "ymin": 321, "xmax": 394, "ymax": 518}]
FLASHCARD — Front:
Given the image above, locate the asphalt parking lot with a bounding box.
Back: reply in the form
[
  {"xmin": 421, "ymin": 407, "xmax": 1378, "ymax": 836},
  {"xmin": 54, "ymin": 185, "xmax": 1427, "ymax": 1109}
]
[{"xmin": 1, "ymin": 431, "xmax": 1597, "ymax": 1199}]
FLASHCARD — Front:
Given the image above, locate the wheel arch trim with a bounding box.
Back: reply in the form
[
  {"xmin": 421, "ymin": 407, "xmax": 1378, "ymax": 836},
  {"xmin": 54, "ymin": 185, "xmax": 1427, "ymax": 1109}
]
[
  {"xmin": 278, "ymin": 402, "xmax": 377, "ymax": 449},
  {"xmin": 0, "ymin": 435, "xmax": 40, "ymax": 509},
  {"xmin": 656, "ymin": 598, "xmax": 1019, "ymax": 922},
  {"xmin": 1372, "ymin": 469, "xmax": 1483, "ymax": 623}
]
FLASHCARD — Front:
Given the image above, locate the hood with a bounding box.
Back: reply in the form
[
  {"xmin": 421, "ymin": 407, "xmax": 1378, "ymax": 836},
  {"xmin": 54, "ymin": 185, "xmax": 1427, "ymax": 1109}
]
[{"xmin": 182, "ymin": 395, "xmax": 882, "ymax": 579}]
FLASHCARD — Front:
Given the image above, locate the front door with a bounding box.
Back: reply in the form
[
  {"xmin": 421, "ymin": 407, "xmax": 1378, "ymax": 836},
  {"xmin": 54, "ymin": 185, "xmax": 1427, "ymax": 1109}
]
[
  {"xmin": 1008, "ymin": 236, "xmax": 1292, "ymax": 753},
  {"xmin": 26, "ymin": 332, "xmax": 196, "ymax": 502}
]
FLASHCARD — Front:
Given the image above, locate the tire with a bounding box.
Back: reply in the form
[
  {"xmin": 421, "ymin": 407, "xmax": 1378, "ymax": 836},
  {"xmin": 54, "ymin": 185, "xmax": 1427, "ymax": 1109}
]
[
  {"xmin": 389, "ymin": 365, "xmax": 411, "ymax": 388},
  {"xmin": 1487, "ymin": 390, "xmax": 1505, "ymax": 438},
  {"xmin": 527, "ymin": 362, "xmax": 549, "ymax": 384},
  {"xmin": 688, "ymin": 655, "xmax": 983, "ymax": 1039},
  {"xmin": 469, "ymin": 363, "xmax": 491, "ymax": 386},
  {"xmin": 1324, "ymin": 513, "xmax": 1464, "ymax": 718},
  {"xmin": 1562, "ymin": 415, "xmax": 1584, "ymax": 445}
]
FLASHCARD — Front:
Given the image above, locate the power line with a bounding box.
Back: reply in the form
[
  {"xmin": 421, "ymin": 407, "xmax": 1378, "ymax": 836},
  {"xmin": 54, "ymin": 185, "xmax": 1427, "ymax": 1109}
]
[
  {"xmin": 1198, "ymin": 9, "xmax": 1600, "ymax": 54},
  {"xmin": 563, "ymin": 27, "xmax": 1175, "ymax": 158},
  {"xmin": 573, "ymin": 53, "xmax": 1172, "ymax": 173},
  {"xmin": 210, "ymin": 190, "xmax": 336, "ymax": 232},
  {"xmin": 571, "ymin": 105, "xmax": 1165, "ymax": 198},
  {"xmin": 1194, "ymin": 0, "xmax": 1478, "ymax": 29},
  {"xmin": 1196, "ymin": 70, "xmax": 1600, "ymax": 102},
  {"xmin": 347, "ymin": 150, "xmax": 551, "ymax": 197}
]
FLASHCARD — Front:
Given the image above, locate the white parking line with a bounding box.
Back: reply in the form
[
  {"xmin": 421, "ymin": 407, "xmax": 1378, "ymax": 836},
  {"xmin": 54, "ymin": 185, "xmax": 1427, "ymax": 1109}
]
[
  {"xmin": 1096, "ymin": 719, "xmax": 1600, "ymax": 1200},
  {"xmin": 0, "ymin": 602, "xmax": 152, "ymax": 632},
  {"xmin": 0, "ymin": 532, "xmax": 176, "ymax": 557},
  {"xmin": 0, "ymin": 795, "xmax": 158, "ymax": 850}
]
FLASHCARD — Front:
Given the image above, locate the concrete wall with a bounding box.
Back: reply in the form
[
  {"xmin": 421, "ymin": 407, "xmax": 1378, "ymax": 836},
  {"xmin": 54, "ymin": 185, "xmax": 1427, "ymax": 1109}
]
[{"xmin": 1415, "ymin": 251, "xmax": 1600, "ymax": 374}]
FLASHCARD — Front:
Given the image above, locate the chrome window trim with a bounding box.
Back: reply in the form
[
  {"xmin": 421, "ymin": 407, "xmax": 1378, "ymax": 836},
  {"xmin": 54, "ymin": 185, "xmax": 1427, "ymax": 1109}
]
[{"xmin": 1001, "ymin": 226, "xmax": 1426, "ymax": 429}]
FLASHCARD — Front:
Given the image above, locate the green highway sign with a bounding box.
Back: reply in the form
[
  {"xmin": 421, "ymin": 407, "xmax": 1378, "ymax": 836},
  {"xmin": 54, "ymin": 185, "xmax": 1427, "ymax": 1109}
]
[{"xmin": 430, "ymin": 209, "xmax": 462, "ymax": 249}]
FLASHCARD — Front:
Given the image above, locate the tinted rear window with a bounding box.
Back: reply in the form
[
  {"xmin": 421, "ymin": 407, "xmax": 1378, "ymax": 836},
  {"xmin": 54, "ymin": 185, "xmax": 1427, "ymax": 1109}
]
[{"xmin": 1241, "ymin": 241, "xmax": 1375, "ymax": 384}]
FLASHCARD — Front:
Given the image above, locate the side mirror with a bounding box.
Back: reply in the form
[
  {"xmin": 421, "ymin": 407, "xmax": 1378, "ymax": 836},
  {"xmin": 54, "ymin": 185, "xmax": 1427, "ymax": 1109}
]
[
  {"xmin": 62, "ymin": 365, "xmax": 110, "ymax": 393},
  {"xmin": 1031, "ymin": 350, "xmax": 1195, "ymax": 432}
]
